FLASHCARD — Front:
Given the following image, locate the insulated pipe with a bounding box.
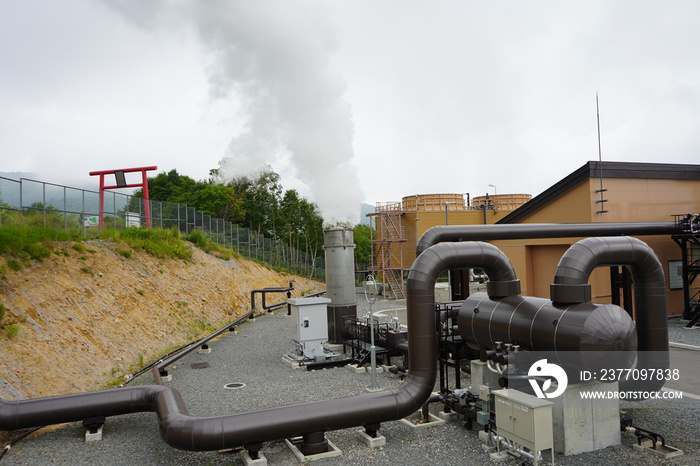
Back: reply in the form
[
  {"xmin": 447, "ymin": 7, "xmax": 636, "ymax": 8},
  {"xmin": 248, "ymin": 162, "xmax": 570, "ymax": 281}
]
[
  {"xmin": 458, "ymin": 295, "xmax": 637, "ymax": 353},
  {"xmin": 0, "ymin": 241, "xmax": 515, "ymax": 452},
  {"xmin": 551, "ymin": 236, "xmax": 669, "ymax": 391},
  {"xmin": 416, "ymin": 222, "xmax": 679, "ymax": 255}
]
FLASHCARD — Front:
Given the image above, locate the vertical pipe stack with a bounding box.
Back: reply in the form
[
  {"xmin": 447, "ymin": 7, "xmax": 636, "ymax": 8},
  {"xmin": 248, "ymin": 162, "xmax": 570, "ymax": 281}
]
[{"xmin": 323, "ymin": 227, "xmax": 357, "ymax": 343}]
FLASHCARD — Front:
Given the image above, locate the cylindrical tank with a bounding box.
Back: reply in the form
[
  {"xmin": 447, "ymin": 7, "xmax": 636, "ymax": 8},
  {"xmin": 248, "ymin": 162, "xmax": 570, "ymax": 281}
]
[
  {"xmin": 458, "ymin": 292, "xmax": 637, "ymax": 354},
  {"xmin": 401, "ymin": 193, "xmax": 466, "ymax": 211},
  {"xmin": 470, "ymin": 194, "xmax": 532, "ymax": 211},
  {"xmin": 323, "ymin": 227, "xmax": 357, "ymax": 342}
]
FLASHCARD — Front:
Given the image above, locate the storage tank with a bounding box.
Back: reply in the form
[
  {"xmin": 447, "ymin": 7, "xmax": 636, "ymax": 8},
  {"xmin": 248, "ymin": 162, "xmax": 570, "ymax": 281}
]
[
  {"xmin": 471, "ymin": 194, "xmax": 532, "ymax": 211},
  {"xmin": 402, "ymin": 193, "xmax": 466, "ymax": 211},
  {"xmin": 323, "ymin": 227, "xmax": 357, "ymax": 343}
]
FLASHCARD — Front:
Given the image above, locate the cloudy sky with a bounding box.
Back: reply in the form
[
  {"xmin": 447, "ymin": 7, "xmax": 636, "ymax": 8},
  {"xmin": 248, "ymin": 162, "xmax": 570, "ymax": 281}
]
[{"xmin": 2, "ymin": 1, "xmax": 699, "ymax": 223}]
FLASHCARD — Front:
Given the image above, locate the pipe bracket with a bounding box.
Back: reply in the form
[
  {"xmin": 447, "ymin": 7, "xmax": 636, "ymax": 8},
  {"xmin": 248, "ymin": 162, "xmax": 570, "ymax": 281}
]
[
  {"xmin": 550, "ymin": 283, "xmax": 592, "ymax": 304},
  {"xmin": 486, "ymin": 280, "xmax": 521, "ymax": 298}
]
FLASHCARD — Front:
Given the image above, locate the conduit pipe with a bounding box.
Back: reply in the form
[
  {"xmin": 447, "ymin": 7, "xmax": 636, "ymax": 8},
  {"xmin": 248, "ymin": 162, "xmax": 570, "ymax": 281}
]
[
  {"xmin": 416, "ymin": 222, "xmax": 679, "ymax": 255},
  {"xmin": 250, "ymin": 282, "xmax": 294, "ymax": 316},
  {"xmin": 551, "ymin": 236, "xmax": 669, "ymax": 391},
  {"xmin": 0, "ymin": 242, "xmax": 516, "ymax": 452}
]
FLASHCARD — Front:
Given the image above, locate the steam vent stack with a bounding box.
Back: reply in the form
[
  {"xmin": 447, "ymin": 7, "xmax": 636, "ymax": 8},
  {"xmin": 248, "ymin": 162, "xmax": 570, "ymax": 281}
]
[{"xmin": 324, "ymin": 227, "xmax": 357, "ymax": 343}]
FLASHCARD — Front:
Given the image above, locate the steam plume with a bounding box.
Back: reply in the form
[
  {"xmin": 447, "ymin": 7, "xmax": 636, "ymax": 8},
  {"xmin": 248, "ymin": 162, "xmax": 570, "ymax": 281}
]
[{"xmin": 104, "ymin": 0, "xmax": 364, "ymax": 223}]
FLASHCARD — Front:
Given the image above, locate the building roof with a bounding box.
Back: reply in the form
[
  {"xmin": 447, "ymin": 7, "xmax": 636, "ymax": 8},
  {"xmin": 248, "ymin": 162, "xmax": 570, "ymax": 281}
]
[{"xmin": 497, "ymin": 161, "xmax": 700, "ymax": 224}]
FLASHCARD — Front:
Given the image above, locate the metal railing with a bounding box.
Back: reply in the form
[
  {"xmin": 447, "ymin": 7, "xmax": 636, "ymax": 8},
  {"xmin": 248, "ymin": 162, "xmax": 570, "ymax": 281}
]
[{"xmin": 0, "ymin": 176, "xmax": 324, "ymax": 279}]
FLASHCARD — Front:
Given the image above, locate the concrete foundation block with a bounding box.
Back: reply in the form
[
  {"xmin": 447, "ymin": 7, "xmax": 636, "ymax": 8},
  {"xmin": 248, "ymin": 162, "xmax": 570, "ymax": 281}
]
[
  {"xmin": 470, "ymin": 360, "xmax": 503, "ymax": 399},
  {"xmin": 399, "ymin": 411, "xmax": 447, "ymax": 429},
  {"xmin": 632, "ymin": 439, "xmax": 684, "ymax": 459},
  {"xmin": 347, "ymin": 364, "xmax": 366, "ymax": 374},
  {"xmin": 436, "ymin": 410, "xmax": 460, "ymax": 422},
  {"xmin": 285, "ymin": 437, "xmax": 342, "ymax": 462},
  {"xmin": 551, "ymin": 381, "xmax": 621, "ymax": 456},
  {"xmin": 356, "ymin": 429, "xmax": 387, "ymax": 448},
  {"xmin": 85, "ymin": 426, "xmax": 103, "ymax": 443},
  {"xmin": 489, "ymin": 451, "xmax": 510, "ymax": 462},
  {"xmin": 240, "ymin": 450, "xmax": 267, "ymax": 465}
]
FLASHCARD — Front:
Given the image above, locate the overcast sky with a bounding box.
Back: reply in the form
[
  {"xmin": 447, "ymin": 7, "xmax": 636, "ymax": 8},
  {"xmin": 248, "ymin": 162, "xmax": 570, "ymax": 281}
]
[{"xmin": 2, "ymin": 1, "xmax": 699, "ymax": 223}]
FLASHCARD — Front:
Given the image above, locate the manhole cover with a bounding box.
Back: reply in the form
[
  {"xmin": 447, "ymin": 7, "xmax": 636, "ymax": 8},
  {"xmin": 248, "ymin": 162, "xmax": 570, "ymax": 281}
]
[
  {"xmin": 224, "ymin": 382, "xmax": 246, "ymax": 390},
  {"xmin": 190, "ymin": 362, "xmax": 210, "ymax": 369}
]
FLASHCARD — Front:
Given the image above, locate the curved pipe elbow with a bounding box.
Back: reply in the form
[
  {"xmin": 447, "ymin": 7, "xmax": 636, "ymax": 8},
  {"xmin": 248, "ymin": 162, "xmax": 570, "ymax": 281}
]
[{"xmin": 551, "ymin": 237, "xmax": 669, "ymax": 391}]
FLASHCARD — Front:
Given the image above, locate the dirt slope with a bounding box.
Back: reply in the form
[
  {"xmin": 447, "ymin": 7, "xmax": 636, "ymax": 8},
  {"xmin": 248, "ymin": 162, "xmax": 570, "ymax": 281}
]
[{"xmin": 0, "ymin": 240, "xmax": 324, "ymax": 399}]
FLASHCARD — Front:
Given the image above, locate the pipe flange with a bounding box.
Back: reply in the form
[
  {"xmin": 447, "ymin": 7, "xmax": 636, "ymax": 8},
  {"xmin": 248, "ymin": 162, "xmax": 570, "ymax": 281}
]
[
  {"xmin": 486, "ymin": 280, "xmax": 521, "ymax": 298},
  {"xmin": 550, "ymin": 283, "xmax": 591, "ymax": 304}
]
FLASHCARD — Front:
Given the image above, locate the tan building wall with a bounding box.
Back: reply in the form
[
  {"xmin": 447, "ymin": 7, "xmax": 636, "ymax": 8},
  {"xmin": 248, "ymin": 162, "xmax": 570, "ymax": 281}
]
[{"xmin": 493, "ymin": 174, "xmax": 700, "ymax": 316}]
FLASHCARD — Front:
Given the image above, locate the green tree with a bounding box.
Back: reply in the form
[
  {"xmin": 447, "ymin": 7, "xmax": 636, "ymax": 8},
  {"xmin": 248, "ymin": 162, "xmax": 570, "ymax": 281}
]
[
  {"xmin": 131, "ymin": 167, "xmax": 326, "ymax": 263},
  {"xmin": 229, "ymin": 170, "xmax": 282, "ymax": 235},
  {"xmin": 132, "ymin": 169, "xmax": 244, "ymax": 222},
  {"xmin": 353, "ymin": 224, "xmax": 373, "ymax": 269}
]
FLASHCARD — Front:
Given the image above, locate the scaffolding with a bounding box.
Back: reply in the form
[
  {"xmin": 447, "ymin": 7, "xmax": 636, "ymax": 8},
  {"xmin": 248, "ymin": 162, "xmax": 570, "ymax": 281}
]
[
  {"xmin": 368, "ymin": 202, "xmax": 406, "ymax": 299},
  {"xmin": 672, "ymin": 214, "xmax": 700, "ymax": 327}
]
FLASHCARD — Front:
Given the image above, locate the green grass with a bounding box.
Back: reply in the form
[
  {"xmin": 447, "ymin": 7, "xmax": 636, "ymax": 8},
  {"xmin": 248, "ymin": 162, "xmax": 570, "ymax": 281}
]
[
  {"xmin": 0, "ymin": 225, "xmax": 74, "ymax": 266},
  {"xmin": 0, "ymin": 301, "xmax": 21, "ymax": 339},
  {"xmin": 6, "ymin": 259, "xmax": 21, "ymax": 271},
  {"xmin": 101, "ymin": 227, "xmax": 192, "ymax": 261},
  {"xmin": 185, "ymin": 229, "xmax": 235, "ymax": 260},
  {"xmin": 2, "ymin": 324, "xmax": 20, "ymax": 338},
  {"xmin": 0, "ymin": 224, "xmax": 243, "ymax": 268},
  {"xmin": 118, "ymin": 249, "xmax": 133, "ymax": 259},
  {"xmin": 72, "ymin": 242, "xmax": 87, "ymax": 253}
]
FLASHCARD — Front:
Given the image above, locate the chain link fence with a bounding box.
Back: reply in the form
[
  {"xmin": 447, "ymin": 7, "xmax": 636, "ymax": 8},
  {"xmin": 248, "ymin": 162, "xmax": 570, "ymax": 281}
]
[{"xmin": 0, "ymin": 176, "xmax": 324, "ymax": 279}]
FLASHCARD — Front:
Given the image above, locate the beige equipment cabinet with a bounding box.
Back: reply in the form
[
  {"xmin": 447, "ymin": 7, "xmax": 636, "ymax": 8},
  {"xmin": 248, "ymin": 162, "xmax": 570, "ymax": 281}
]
[{"xmin": 493, "ymin": 389, "xmax": 554, "ymax": 465}]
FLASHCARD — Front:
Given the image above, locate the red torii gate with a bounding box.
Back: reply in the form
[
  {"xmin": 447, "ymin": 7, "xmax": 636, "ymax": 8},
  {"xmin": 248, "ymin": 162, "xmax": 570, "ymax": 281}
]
[{"xmin": 89, "ymin": 166, "xmax": 157, "ymax": 230}]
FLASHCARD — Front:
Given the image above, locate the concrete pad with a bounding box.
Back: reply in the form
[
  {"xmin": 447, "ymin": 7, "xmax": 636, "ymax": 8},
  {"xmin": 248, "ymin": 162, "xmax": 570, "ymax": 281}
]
[
  {"xmin": 489, "ymin": 451, "xmax": 510, "ymax": 462},
  {"xmin": 85, "ymin": 426, "xmax": 103, "ymax": 443},
  {"xmin": 551, "ymin": 381, "xmax": 620, "ymax": 456},
  {"xmin": 285, "ymin": 437, "xmax": 342, "ymax": 462},
  {"xmin": 280, "ymin": 353, "xmax": 306, "ymax": 369},
  {"xmin": 470, "ymin": 360, "xmax": 502, "ymax": 400},
  {"xmin": 356, "ymin": 429, "xmax": 386, "ymax": 448},
  {"xmin": 400, "ymin": 411, "xmax": 446, "ymax": 429},
  {"xmin": 632, "ymin": 439, "xmax": 684, "ymax": 459},
  {"xmin": 437, "ymin": 410, "xmax": 460, "ymax": 422},
  {"xmin": 347, "ymin": 364, "xmax": 366, "ymax": 374},
  {"xmin": 240, "ymin": 450, "xmax": 267, "ymax": 465}
]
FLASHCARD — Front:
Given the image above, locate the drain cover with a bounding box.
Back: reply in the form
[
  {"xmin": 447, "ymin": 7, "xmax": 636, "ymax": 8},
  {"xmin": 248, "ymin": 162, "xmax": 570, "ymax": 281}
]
[
  {"xmin": 224, "ymin": 382, "xmax": 246, "ymax": 390},
  {"xmin": 190, "ymin": 362, "xmax": 210, "ymax": 369}
]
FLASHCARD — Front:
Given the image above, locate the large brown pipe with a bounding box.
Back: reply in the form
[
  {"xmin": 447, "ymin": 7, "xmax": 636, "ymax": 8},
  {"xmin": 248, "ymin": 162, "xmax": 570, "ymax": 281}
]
[
  {"xmin": 416, "ymin": 222, "xmax": 679, "ymax": 255},
  {"xmin": 0, "ymin": 241, "xmax": 516, "ymax": 452}
]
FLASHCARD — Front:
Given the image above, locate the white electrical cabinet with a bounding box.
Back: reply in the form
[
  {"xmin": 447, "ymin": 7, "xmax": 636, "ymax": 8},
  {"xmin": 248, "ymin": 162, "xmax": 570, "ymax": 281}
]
[
  {"xmin": 493, "ymin": 389, "xmax": 554, "ymax": 465},
  {"xmin": 288, "ymin": 297, "xmax": 331, "ymax": 359}
]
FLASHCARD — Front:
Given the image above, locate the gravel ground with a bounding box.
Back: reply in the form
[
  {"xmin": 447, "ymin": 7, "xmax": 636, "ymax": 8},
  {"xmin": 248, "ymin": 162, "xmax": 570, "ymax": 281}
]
[{"xmin": 2, "ymin": 295, "xmax": 700, "ymax": 465}]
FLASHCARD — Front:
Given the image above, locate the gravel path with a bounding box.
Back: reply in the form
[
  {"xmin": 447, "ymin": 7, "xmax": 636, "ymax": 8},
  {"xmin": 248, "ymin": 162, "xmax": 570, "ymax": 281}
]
[{"xmin": 2, "ymin": 295, "xmax": 699, "ymax": 465}]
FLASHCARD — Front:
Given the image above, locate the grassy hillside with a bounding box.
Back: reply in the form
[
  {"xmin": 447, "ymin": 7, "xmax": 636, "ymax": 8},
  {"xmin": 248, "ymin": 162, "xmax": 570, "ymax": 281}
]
[{"xmin": 0, "ymin": 227, "xmax": 324, "ymax": 399}]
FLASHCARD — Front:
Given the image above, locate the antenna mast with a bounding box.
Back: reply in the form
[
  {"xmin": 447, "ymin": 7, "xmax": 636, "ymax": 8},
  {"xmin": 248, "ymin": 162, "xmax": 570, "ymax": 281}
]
[{"xmin": 595, "ymin": 92, "xmax": 608, "ymax": 214}]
